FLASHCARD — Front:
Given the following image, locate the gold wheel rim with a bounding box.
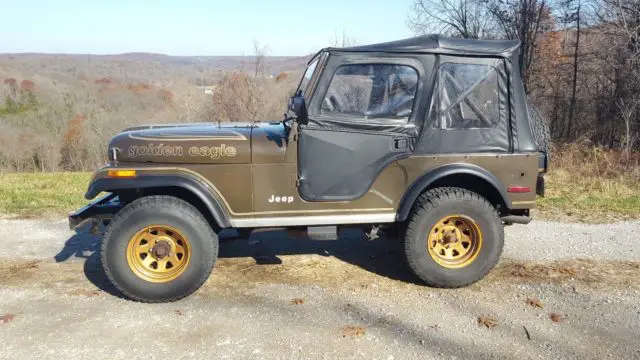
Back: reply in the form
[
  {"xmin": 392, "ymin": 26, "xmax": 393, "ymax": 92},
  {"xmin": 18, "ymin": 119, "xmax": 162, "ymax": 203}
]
[
  {"xmin": 427, "ymin": 215, "xmax": 482, "ymax": 269},
  {"xmin": 126, "ymin": 225, "xmax": 191, "ymax": 283}
]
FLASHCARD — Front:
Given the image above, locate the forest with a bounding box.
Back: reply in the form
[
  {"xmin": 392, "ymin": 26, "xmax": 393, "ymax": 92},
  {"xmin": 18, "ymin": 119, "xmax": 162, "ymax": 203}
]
[{"xmin": 409, "ymin": 0, "xmax": 639, "ymax": 153}]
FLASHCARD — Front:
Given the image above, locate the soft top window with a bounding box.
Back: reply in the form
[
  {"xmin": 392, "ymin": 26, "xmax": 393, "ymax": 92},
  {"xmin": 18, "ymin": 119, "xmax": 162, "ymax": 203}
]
[
  {"xmin": 321, "ymin": 64, "xmax": 418, "ymax": 120},
  {"xmin": 428, "ymin": 63, "xmax": 500, "ymax": 129},
  {"xmin": 297, "ymin": 53, "xmax": 324, "ymax": 96}
]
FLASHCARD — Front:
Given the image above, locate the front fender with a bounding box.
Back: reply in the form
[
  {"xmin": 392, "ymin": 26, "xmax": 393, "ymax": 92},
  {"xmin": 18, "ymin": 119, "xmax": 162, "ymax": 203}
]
[{"xmin": 86, "ymin": 171, "xmax": 231, "ymax": 228}]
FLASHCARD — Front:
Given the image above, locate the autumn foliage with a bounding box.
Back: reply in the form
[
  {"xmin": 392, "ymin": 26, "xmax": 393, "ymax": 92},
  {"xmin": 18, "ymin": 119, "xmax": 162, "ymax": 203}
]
[
  {"xmin": 275, "ymin": 72, "xmax": 289, "ymax": 83},
  {"xmin": 60, "ymin": 114, "xmax": 88, "ymax": 171},
  {"xmin": 0, "ymin": 67, "xmax": 297, "ymax": 171},
  {"xmin": 20, "ymin": 80, "xmax": 35, "ymax": 92}
]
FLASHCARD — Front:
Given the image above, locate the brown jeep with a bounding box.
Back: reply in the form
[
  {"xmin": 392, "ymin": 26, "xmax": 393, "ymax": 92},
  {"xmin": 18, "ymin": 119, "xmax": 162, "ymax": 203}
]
[{"xmin": 70, "ymin": 35, "xmax": 548, "ymax": 302}]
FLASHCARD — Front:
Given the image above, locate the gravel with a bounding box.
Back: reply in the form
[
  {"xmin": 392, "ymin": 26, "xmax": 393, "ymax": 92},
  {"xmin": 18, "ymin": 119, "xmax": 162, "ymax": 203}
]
[
  {"xmin": 504, "ymin": 220, "xmax": 640, "ymax": 261},
  {"xmin": 2, "ymin": 218, "xmax": 639, "ymax": 262},
  {"xmin": 0, "ymin": 218, "xmax": 639, "ymax": 360}
]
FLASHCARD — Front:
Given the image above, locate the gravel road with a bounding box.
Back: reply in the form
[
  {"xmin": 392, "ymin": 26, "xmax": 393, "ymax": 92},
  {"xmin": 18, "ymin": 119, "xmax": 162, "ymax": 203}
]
[{"xmin": 1, "ymin": 218, "xmax": 639, "ymax": 360}]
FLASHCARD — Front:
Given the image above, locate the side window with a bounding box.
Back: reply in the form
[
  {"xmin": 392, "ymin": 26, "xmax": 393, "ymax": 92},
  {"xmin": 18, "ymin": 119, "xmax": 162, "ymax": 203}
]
[
  {"xmin": 428, "ymin": 63, "xmax": 500, "ymax": 129},
  {"xmin": 321, "ymin": 64, "xmax": 418, "ymax": 120}
]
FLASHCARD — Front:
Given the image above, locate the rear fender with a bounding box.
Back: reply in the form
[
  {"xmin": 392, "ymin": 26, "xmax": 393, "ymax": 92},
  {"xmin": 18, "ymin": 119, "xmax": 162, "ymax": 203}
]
[{"xmin": 396, "ymin": 163, "xmax": 510, "ymax": 222}]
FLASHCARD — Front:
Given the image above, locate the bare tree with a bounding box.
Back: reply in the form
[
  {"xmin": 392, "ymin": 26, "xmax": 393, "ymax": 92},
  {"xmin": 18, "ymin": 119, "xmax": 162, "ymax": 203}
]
[
  {"xmin": 486, "ymin": 0, "xmax": 553, "ymax": 90},
  {"xmin": 329, "ymin": 30, "xmax": 358, "ymax": 47},
  {"xmin": 407, "ymin": 0, "xmax": 495, "ymax": 39},
  {"xmin": 617, "ymin": 98, "xmax": 638, "ymax": 161},
  {"xmin": 252, "ymin": 40, "xmax": 270, "ymax": 78},
  {"xmin": 407, "ymin": 0, "xmax": 552, "ymax": 89},
  {"xmin": 561, "ymin": 0, "xmax": 582, "ymax": 137},
  {"xmin": 597, "ymin": 0, "xmax": 640, "ymax": 145}
]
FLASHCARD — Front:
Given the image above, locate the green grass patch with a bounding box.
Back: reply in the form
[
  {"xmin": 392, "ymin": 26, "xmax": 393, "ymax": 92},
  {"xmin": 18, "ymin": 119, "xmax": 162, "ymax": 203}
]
[
  {"xmin": 537, "ymin": 169, "xmax": 640, "ymax": 221},
  {"xmin": 0, "ymin": 172, "xmax": 92, "ymax": 217}
]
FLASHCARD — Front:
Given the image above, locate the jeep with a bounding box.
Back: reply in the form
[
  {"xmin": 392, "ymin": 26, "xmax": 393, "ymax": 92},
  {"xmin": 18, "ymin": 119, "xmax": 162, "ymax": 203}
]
[{"xmin": 70, "ymin": 35, "xmax": 548, "ymax": 302}]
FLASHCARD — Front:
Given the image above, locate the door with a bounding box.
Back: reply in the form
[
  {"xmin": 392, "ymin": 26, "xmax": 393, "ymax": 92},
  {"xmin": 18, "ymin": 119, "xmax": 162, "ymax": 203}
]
[{"xmin": 297, "ymin": 60, "xmax": 423, "ymax": 202}]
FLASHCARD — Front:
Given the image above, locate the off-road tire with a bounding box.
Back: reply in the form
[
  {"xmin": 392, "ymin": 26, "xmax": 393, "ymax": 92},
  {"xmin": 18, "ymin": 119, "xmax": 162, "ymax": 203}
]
[
  {"xmin": 101, "ymin": 195, "xmax": 218, "ymax": 302},
  {"xmin": 404, "ymin": 187, "xmax": 503, "ymax": 288}
]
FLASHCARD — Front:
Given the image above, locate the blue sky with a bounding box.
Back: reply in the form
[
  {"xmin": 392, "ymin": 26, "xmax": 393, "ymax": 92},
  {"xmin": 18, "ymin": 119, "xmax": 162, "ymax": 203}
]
[{"xmin": 0, "ymin": 0, "xmax": 415, "ymax": 56}]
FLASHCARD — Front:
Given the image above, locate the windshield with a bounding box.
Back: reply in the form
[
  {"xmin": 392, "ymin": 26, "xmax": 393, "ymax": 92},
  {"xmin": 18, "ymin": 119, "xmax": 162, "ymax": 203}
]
[{"xmin": 296, "ymin": 55, "xmax": 321, "ymax": 96}]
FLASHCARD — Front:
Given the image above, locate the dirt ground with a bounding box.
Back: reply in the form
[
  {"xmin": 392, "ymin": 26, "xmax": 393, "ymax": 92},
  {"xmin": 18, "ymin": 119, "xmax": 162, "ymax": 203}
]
[{"xmin": 0, "ymin": 218, "xmax": 639, "ymax": 360}]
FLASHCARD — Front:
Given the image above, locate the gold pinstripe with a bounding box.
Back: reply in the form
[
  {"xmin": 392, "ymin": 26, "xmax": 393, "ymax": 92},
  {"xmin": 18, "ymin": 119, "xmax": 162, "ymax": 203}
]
[{"xmin": 127, "ymin": 131, "xmax": 247, "ymax": 141}]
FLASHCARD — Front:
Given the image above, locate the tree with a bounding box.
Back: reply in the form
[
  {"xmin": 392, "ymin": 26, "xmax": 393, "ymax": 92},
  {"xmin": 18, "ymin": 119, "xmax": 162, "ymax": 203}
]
[
  {"xmin": 407, "ymin": 0, "xmax": 495, "ymax": 39},
  {"xmin": 407, "ymin": 0, "xmax": 553, "ymax": 90},
  {"xmin": 252, "ymin": 40, "xmax": 270, "ymax": 78},
  {"xmin": 560, "ymin": 0, "xmax": 583, "ymax": 137},
  {"xmin": 597, "ymin": 0, "xmax": 640, "ymax": 146},
  {"xmin": 617, "ymin": 98, "xmax": 638, "ymax": 161},
  {"xmin": 486, "ymin": 0, "xmax": 554, "ymax": 90},
  {"xmin": 329, "ymin": 30, "xmax": 358, "ymax": 47}
]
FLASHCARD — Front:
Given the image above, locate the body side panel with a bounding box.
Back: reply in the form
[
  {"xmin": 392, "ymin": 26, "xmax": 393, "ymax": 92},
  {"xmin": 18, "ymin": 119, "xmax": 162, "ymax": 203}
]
[{"xmin": 91, "ymin": 152, "xmax": 536, "ymax": 226}]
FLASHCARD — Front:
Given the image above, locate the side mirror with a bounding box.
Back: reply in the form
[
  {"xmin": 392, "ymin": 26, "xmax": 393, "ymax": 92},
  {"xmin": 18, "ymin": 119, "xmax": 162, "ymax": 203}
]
[{"xmin": 289, "ymin": 90, "xmax": 308, "ymax": 124}]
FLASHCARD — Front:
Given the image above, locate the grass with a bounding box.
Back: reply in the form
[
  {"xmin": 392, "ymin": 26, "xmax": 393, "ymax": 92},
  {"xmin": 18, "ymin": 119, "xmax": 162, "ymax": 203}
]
[
  {"xmin": 0, "ymin": 146, "xmax": 639, "ymax": 222},
  {"xmin": 537, "ymin": 169, "xmax": 640, "ymax": 222},
  {"xmin": 536, "ymin": 144, "xmax": 640, "ymax": 222},
  {"xmin": 0, "ymin": 172, "xmax": 91, "ymax": 217}
]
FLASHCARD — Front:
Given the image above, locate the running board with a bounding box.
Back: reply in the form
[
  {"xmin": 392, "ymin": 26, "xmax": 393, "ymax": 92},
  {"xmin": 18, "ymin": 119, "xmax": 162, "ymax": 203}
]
[
  {"xmin": 307, "ymin": 226, "xmax": 338, "ymax": 241},
  {"xmin": 229, "ymin": 213, "xmax": 396, "ymax": 228}
]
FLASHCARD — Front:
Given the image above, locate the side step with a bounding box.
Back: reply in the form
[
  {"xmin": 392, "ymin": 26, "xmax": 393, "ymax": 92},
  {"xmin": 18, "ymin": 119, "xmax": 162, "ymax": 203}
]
[{"xmin": 306, "ymin": 226, "xmax": 338, "ymax": 241}]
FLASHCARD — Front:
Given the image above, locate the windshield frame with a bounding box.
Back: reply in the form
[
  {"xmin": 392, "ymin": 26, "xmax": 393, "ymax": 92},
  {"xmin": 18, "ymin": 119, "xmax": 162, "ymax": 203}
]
[{"xmin": 295, "ymin": 51, "xmax": 328, "ymax": 99}]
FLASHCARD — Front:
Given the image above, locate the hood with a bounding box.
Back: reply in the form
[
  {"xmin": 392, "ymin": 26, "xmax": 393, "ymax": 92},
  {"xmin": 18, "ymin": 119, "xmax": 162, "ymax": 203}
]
[{"xmin": 109, "ymin": 123, "xmax": 253, "ymax": 164}]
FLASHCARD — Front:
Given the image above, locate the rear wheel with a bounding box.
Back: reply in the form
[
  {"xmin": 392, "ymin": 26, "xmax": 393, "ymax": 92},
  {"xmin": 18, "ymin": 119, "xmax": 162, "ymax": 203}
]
[
  {"xmin": 404, "ymin": 187, "xmax": 503, "ymax": 288},
  {"xmin": 101, "ymin": 195, "xmax": 218, "ymax": 302}
]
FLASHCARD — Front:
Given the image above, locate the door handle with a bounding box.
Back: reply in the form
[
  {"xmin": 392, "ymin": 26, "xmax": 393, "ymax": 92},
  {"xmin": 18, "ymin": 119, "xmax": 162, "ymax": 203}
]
[{"xmin": 393, "ymin": 138, "xmax": 408, "ymax": 151}]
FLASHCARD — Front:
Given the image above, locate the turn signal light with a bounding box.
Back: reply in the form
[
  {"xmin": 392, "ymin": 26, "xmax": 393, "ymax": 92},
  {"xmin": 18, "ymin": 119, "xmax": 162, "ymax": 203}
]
[
  {"xmin": 507, "ymin": 186, "xmax": 532, "ymax": 193},
  {"xmin": 107, "ymin": 169, "xmax": 137, "ymax": 178}
]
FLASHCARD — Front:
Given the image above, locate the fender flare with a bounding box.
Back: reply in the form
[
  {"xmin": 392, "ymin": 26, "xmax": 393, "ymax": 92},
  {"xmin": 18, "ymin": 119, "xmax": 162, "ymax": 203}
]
[
  {"xmin": 85, "ymin": 174, "xmax": 231, "ymax": 228},
  {"xmin": 396, "ymin": 163, "xmax": 510, "ymax": 222}
]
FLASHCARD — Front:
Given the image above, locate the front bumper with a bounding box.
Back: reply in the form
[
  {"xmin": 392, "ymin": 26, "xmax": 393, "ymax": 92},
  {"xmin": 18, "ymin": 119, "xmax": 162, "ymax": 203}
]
[{"xmin": 68, "ymin": 193, "xmax": 123, "ymax": 230}]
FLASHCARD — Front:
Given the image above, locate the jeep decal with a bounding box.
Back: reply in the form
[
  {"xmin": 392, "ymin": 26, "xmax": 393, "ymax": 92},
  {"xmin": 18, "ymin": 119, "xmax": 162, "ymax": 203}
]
[{"xmin": 268, "ymin": 195, "xmax": 294, "ymax": 203}]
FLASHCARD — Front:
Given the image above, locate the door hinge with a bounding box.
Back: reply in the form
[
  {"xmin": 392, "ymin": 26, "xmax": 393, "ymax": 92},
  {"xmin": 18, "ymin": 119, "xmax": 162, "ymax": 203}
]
[{"xmin": 291, "ymin": 174, "xmax": 301, "ymax": 187}]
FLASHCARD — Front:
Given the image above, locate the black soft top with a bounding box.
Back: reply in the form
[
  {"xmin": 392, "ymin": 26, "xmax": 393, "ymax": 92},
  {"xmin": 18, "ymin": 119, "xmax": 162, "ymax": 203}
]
[{"xmin": 327, "ymin": 34, "xmax": 520, "ymax": 58}]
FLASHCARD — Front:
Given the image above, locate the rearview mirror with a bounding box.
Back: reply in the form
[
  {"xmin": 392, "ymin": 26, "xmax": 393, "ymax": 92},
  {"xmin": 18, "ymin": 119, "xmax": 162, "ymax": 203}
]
[{"xmin": 289, "ymin": 90, "xmax": 308, "ymax": 124}]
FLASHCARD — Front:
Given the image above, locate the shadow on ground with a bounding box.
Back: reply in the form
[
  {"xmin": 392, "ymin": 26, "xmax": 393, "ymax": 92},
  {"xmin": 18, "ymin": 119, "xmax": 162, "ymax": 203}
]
[
  {"xmin": 218, "ymin": 229, "xmax": 420, "ymax": 284},
  {"xmin": 53, "ymin": 226, "xmax": 420, "ymax": 295},
  {"xmin": 53, "ymin": 222, "xmax": 120, "ymax": 296}
]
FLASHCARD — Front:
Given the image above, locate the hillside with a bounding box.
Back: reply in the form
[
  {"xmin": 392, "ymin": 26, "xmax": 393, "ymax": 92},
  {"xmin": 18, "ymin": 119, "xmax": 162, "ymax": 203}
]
[
  {"xmin": 0, "ymin": 53, "xmax": 307, "ymax": 172},
  {"xmin": 0, "ymin": 53, "xmax": 309, "ymax": 87}
]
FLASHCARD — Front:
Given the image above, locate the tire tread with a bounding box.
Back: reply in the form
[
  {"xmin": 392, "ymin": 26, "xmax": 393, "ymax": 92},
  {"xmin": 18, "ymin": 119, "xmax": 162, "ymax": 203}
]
[
  {"xmin": 404, "ymin": 187, "xmax": 503, "ymax": 288},
  {"xmin": 101, "ymin": 195, "xmax": 217, "ymax": 303}
]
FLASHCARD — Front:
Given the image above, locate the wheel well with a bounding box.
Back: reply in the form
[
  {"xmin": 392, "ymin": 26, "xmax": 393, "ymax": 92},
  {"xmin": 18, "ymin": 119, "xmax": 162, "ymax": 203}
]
[
  {"xmin": 427, "ymin": 174, "xmax": 506, "ymax": 212},
  {"xmin": 114, "ymin": 187, "xmax": 222, "ymax": 231}
]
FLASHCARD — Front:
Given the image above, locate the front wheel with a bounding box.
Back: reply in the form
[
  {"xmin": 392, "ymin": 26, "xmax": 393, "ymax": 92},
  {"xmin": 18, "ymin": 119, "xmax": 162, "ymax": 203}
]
[
  {"xmin": 101, "ymin": 195, "xmax": 218, "ymax": 302},
  {"xmin": 404, "ymin": 187, "xmax": 504, "ymax": 288}
]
